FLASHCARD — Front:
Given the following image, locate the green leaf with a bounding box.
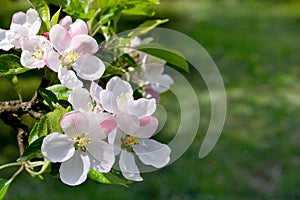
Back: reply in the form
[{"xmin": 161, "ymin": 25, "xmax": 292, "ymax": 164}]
[
  {"xmin": 0, "ymin": 178, "xmax": 11, "ymax": 200},
  {"xmin": 46, "ymin": 84, "xmax": 71, "ymax": 101},
  {"xmin": 50, "ymin": 8, "xmax": 61, "ymax": 27},
  {"xmin": 45, "ymin": 0, "xmax": 68, "ymax": 7},
  {"xmin": 27, "ymin": 0, "xmax": 51, "ymax": 30},
  {"xmin": 63, "ymin": 0, "xmax": 95, "ymax": 20},
  {"xmin": 88, "ymin": 168, "xmax": 132, "ymax": 187},
  {"xmin": 28, "ymin": 122, "xmax": 39, "ymax": 144},
  {"xmin": 17, "ymin": 136, "xmax": 45, "ymax": 162},
  {"xmin": 129, "ymin": 19, "xmax": 169, "ymax": 37},
  {"xmin": 102, "ymin": 66, "xmax": 124, "ymax": 78},
  {"xmin": 38, "ymin": 88, "xmax": 58, "ymax": 110},
  {"xmin": 88, "ymin": 168, "xmax": 112, "ymax": 184},
  {"xmin": 27, "ymin": 107, "xmax": 70, "ymax": 145},
  {"xmin": 135, "ymin": 43, "xmax": 189, "ymax": 72},
  {"xmin": 0, "ymin": 54, "xmax": 30, "ymax": 77}
]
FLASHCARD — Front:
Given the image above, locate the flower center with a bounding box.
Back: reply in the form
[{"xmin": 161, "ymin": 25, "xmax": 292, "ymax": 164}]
[
  {"xmin": 61, "ymin": 50, "xmax": 80, "ymax": 66},
  {"xmin": 33, "ymin": 49, "xmax": 44, "ymax": 60},
  {"xmin": 73, "ymin": 134, "xmax": 91, "ymax": 152},
  {"xmin": 121, "ymin": 135, "xmax": 140, "ymax": 152},
  {"xmin": 117, "ymin": 92, "xmax": 131, "ymax": 108}
]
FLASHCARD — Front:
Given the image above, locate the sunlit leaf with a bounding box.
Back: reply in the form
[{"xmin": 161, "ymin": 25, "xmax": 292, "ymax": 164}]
[
  {"xmin": 50, "ymin": 8, "xmax": 61, "ymax": 27},
  {"xmin": 27, "ymin": 0, "xmax": 51, "ymax": 30},
  {"xmin": 46, "ymin": 84, "xmax": 71, "ymax": 101}
]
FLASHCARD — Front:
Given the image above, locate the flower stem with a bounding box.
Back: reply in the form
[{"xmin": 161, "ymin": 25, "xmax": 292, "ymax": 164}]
[{"xmin": 0, "ymin": 162, "xmax": 22, "ymax": 171}]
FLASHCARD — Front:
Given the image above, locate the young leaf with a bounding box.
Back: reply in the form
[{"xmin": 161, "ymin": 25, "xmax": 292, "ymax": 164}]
[
  {"xmin": 135, "ymin": 43, "xmax": 189, "ymax": 72},
  {"xmin": 88, "ymin": 168, "xmax": 132, "ymax": 187},
  {"xmin": 88, "ymin": 168, "xmax": 112, "ymax": 185},
  {"xmin": 63, "ymin": 0, "xmax": 95, "ymax": 20},
  {"xmin": 46, "ymin": 84, "xmax": 71, "ymax": 101},
  {"xmin": 17, "ymin": 136, "xmax": 45, "ymax": 162},
  {"xmin": 50, "ymin": 8, "xmax": 61, "ymax": 27},
  {"xmin": 128, "ymin": 19, "xmax": 169, "ymax": 37},
  {"xmin": 0, "ymin": 178, "xmax": 11, "ymax": 200},
  {"xmin": 0, "ymin": 54, "xmax": 30, "ymax": 77},
  {"xmin": 27, "ymin": 0, "xmax": 51, "ymax": 30},
  {"xmin": 27, "ymin": 107, "xmax": 70, "ymax": 145}
]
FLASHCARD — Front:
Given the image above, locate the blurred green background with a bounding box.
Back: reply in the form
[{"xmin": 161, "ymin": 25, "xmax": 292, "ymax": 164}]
[{"xmin": 1, "ymin": 0, "xmax": 300, "ymax": 199}]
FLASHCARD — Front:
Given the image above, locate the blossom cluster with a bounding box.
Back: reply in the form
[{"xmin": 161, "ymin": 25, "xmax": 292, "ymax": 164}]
[{"xmin": 0, "ymin": 9, "xmax": 173, "ymax": 186}]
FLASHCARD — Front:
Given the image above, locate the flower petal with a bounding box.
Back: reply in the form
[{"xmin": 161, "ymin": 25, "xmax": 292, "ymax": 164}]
[
  {"xmin": 69, "ymin": 19, "xmax": 88, "ymax": 37},
  {"xmin": 73, "ymin": 55, "xmax": 105, "ymax": 80},
  {"xmin": 116, "ymin": 114, "xmax": 140, "ymax": 134},
  {"xmin": 90, "ymin": 81, "xmax": 103, "ymax": 104},
  {"xmin": 106, "ymin": 76, "xmax": 133, "ymax": 97},
  {"xmin": 99, "ymin": 90, "xmax": 118, "ymax": 113},
  {"xmin": 95, "ymin": 112, "xmax": 117, "ymax": 136},
  {"xmin": 133, "ymin": 139, "xmax": 171, "ymax": 168},
  {"xmin": 70, "ymin": 34, "xmax": 98, "ymax": 55},
  {"xmin": 59, "ymin": 16, "xmax": 72, "ymax": 29},
  {"xmin": 88, "ymin": 140, "xmax": 115, "ymax": 173},
  {"xmin": 68, "ymin": 87, "xmax": 92, "ymax": 112},
  {"xmin": 41, "ymin": 132, "xmax": 75, "ymax": 163},
  {"xmin": 59, "ymin": 151, "xmax": 90, "ymax": 186},
  {"xmin": 128, "ymin": 98, "xmax": 156, "ymax": 118},
  {"xmin": 134, "ymin": 116, "xmax": 158, "ymax": 138},
  {"xmin": 119, "ymin": 150, "xmax": 143, "ymax": 181},
  {"xmin": 45, "ymin": 50, "xmax": 60, "ymax": 72},
  {"xmin": 58, "ymin": 67, "xmax": 83, "ymax": 89},
  {"xmin": 50, "ymin": 24, "xmax": 71, "ymax": 52},
  {"xmin": 60, "ymin": 110, "xmax": 89, "ymax": 137}
]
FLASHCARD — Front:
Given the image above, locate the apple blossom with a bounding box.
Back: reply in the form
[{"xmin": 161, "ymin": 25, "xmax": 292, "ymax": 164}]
[
  {"xmin": 0, "ymin": 8, "xmax": 41, "ymax": 51},
  {"xmin": 20, "ymin": 36, "xmax": 52, "ymax": 69},
  {"xmin": 108, "ymin": 116, "xmax": 171, "ymax": 181},
  {"xmin": 41, "ymin": 110, "xmax": 115, "ymax": 186}
]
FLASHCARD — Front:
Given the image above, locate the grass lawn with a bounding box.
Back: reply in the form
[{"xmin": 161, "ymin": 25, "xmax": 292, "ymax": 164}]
[{"xmin": 1, "ymin": 0, "xmax": 300, "ymax": 199}]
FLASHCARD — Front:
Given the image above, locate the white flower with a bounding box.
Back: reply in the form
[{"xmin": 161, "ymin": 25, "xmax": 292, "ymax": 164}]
[
  {"xmin": 108, "ymin": 116, "xmax": 171, "ymax": 181},
  {"xmin": 20, "ymin": 35, "xmax": 52, "ymax": 69},
  {"xmin": 99, "ymin": 76, "xmax": 156, "ymax": 133},
  {"xmin": 41, "ymin": 110, "xmax": 115, "ymax": 186},
  {"xmin": 46, "ymin": 17, "xmax": 105, "ymax": 89},
  {"xmin": 0, "ymin": 9, "xmax": 41, "ymax": 50}
]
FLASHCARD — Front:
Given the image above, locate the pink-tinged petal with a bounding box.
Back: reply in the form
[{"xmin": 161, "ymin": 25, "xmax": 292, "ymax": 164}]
[
  {"xmin": 133, "ymin": 139, "xmax": 171, "ymax": 168},
  {"xmin": 69, "ymin": 19, "xmax": 88, "ymax": 37},
  {"xmin": 68, "ymin": 87, "xmax": 92, "ymax": 112},
  {"xmin": 88, "ymin": 140, "xmax": 115, "ymax": 173},
  {"xmin": 90, "ymin": 81, "xmax": 103, "ymax": 104},
  {"xmin": 12, "ymin": 11, "xmax": 26, "ymax": 25},
  {"xmin": 59, "ymin": 16, "xmax": 72, "ymax": 29},
  {"xmin": 99, "ymin": 90, "xmax": 118, "ymax": 113},
  {"xmin": 59, "ymin": 151, "xmax": 90, "ymax": 186},
  {"xmin": 119, "ymin": 150, "xmax": 143, "ymax": 181},
  {"xmin": 50, "ymin": 24, "xmax": 71, "ymax": 52},
  {"xmin": 116, "ymin": 114, "xmax": 140, "ymax": 134},
  {"xmin": 106, "ymin": 76, "xmax": 133, "ymax": 97},
  {"xmin": 58, "ymin": 67, "xmax": 83, "ymax": 89},
  {"xmin": 70, "ymin": 34, "xmax": 98, "ymax": 54},
  {"xmin": 100, "ymin": 117, "xmax": 117, "ymax": 136},
  {"xmin": 143, "ymin": 87, "xmax": 160, "ymax": 103},
  {"xmin": 134, "ymin": 116, "xmax": 158, "ymax": 138},
  {"xmin": 128, "ymin": 98, "xmax": 156, "ymax": 118},
  {"xmin": 60, "ymin": 110, "xmax": 89, "ymax": 137},
  {"xmin": 73, "ymin": 55, "xmax": 105, "ymax": 80},
  {"xmin": 41, "ymin": 132, "xmax": 75, "ymax": 163},
  {"xmin": 45, "ymin": 50, "xmax": 60, "ymax": 72}
]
